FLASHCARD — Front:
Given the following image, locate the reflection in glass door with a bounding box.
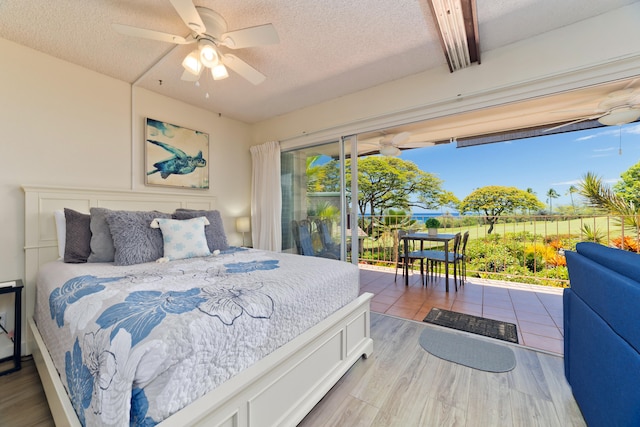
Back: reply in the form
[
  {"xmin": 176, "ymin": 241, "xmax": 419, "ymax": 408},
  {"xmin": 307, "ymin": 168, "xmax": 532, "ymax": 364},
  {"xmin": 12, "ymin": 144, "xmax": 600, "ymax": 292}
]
[{"xmin": 280, "ymin": 138, "xmax": 357, "ymax": 263}]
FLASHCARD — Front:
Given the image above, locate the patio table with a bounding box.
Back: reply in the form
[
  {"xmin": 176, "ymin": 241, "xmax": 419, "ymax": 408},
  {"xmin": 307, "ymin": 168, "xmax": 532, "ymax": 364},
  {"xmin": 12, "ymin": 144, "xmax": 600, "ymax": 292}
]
[{"xmin": 400, "ymin": 233, "xmax": 457, "ymax": 292}]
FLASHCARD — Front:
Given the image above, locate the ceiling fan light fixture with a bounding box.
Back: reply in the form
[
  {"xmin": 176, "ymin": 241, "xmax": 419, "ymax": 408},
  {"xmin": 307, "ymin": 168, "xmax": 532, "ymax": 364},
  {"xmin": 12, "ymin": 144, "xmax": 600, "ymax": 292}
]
[
  {"xmin": 598, "ymin": 108, "xmax": 640, "ymax": 126},
  {"xmin": 379, "ymin": 145, "xmax": 401, "ymax": 157},
  {"xmin": 182, "ymin": 50, "xmax": 203, "ymax": 75},
  {"xmin": 199, "ymin": 39, "xmax": 219, "ymax": 68},
  {"xmin": 211, "ymin": 64, "xmax": 229, "ymax": 80}
]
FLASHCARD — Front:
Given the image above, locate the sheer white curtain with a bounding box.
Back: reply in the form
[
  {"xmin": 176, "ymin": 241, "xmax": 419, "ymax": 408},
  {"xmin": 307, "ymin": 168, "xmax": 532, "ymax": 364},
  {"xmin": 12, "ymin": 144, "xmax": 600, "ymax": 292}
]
[{"xmin": 250, "ymin": 141, "xmax": 282, "ymax": 251}]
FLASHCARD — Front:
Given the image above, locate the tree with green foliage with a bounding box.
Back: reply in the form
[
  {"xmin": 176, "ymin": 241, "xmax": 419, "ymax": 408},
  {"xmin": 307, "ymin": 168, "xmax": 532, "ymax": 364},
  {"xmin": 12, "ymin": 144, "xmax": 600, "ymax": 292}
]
[
  {"xmin": 613, "ymin": 160, "xmax": 640, "ymax": 206},
  {"xmin": 308, "ymin": 158, "xmax": 340, "ymax": 193},
  {"xmin": 353, "ymin": 156, "xmax": 447, "ymax": 220},
  {"xmin": 312, "ymin": 157, "xmax": 448, "ymax": 215},
  {"xmin": 305, "ymin": 155, "xmax": 324, "ymax": 192},
  {"xmin": 459, "ymin": 186, "xmax": 545, "ymax": 234},
  {"xmin": 546, "ymin": 188, "xmax": 560, "ymax": 213},
  {"xmin": 432, "ymin": 190, "xmax": 461, "ymax": 211},
  {"xmin": 578, "ymin": 172, "xmax": 638, "ymax": 229}
]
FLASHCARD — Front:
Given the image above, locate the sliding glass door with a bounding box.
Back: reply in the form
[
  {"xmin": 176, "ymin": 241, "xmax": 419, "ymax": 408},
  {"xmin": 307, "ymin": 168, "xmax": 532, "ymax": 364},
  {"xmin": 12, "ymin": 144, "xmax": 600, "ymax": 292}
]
[{"xmin": 281, "ymin": 137, "xmax": 358, "ymax": 263}]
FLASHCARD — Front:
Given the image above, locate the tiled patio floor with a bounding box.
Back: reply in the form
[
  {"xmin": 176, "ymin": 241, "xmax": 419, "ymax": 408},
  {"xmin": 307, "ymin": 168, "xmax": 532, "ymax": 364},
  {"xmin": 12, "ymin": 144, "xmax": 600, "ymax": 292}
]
[{"xmin": 359, "ymin": 264, "xmax": 565, "ymax": 354}]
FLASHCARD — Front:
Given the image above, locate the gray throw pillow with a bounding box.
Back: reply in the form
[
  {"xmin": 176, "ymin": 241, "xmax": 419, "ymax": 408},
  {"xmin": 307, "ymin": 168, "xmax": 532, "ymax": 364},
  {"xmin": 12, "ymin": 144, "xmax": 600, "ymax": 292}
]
[
  {"xmin": 63, "ymin": 208, "xmax": 92, "ymax": 263},
  {"xmin": 173, "ymin": 209, "xmax": 229, "ymax": 251},
  {"xmin": 105, "ymin": 210, "xmax": 171, "ymax": 265},
  {"xmin": 88, "ymin": 207, "xmax": 115, "ymax": 263}
]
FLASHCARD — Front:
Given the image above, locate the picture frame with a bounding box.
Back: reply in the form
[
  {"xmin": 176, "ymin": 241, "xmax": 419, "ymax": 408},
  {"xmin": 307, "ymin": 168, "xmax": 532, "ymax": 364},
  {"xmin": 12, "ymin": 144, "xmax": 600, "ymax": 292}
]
[{"xmin": 145, "ymin": 118, "xmax": 209, "ymax": 189}]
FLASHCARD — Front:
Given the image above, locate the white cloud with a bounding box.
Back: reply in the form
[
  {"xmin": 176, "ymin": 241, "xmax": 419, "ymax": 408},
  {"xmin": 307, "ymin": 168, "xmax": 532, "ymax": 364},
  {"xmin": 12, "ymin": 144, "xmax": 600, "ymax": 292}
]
[
  {"xmin": 575, "ymin": 128, "xmax": 617, "ymax": 141},
  {"xmin": 625, "ymin": 123, "xmax": 640, "ymax": 135},
  {"xmin": 575, "ymin": 134, "xmax": 598, "ymax": 141},
  {"xmin": 573, "ymin": 123, "xmax": 639, "ymax": 141},
  {"xmin": 553, "ymin": 177, "xmax": 619, "ymax": 186}
]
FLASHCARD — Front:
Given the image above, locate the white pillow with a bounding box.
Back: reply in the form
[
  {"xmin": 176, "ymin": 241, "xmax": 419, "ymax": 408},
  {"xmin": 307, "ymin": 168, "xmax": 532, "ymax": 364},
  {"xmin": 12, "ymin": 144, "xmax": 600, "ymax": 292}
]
[
  {"xmin": 151, "ymin": 217, "xmax": 211, "ymax": 261},
  {"xmin": 54, "ymin": 210, "xmax": 66, "ymax": 259}
]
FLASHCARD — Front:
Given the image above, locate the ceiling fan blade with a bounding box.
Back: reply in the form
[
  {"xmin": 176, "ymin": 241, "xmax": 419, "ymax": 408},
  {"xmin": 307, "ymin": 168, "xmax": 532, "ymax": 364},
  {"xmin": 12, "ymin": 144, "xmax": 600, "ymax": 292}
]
[
  {"xmin": 221, "ymin": 24, "xmax": 279, "ymax": 49},
  {"xmin": 169, "ymin": 0, "xmax": 206, "ymax": 34},
  {"xmin": 221, "ymin": 54, "xmax": 266, "ymax": 85},
  {"xmin": 380, "ymin": 131, "xmax": 411, "ymax": 145},
  {"xmin": 111, "ymin": 23, "xmax": 192, "ymax": 44},
  {"xmin": 543, "ymin": 115, "xmax": 603, "ymax": 133},
  {"xmin": 392, "ymin": 132, "xmax": 411, "ymax": 145},
  {"xmin": 397, "ymin": 141, "xmax": 436, "ymax": 148}
]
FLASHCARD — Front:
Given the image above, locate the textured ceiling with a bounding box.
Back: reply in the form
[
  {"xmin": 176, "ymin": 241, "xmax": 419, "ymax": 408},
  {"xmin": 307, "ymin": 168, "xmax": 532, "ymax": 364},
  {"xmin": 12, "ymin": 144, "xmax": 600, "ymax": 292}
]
[{"xmin": 0, "ymin": 0, "xmax": 637, "ymax": 123}]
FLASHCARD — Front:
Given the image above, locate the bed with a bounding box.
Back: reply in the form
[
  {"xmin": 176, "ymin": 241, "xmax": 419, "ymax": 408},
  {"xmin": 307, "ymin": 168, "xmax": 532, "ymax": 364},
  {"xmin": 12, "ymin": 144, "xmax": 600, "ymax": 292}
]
[{"xmin": 23, "ymin": 185, "xmax": 373, "ymax": 426}]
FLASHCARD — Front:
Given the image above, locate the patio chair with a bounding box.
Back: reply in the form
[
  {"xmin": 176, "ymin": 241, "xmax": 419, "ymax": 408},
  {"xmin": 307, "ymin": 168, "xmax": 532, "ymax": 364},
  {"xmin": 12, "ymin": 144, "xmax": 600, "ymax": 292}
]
[
  {"xmin": 418, "ymin": 232, "xmax": 463, "ymax": 290},
  {"xmin": 291, "ymin": 219, "xmax": 338, "ymax": 260},
  {"xmin": 395, "ymin": 230, "xmax": 427, "ymax": 285},
  {"xmin": 458, "ymin": 231, "xmax": 470, "ymax": 286},
  {"xmin": 314, "ymin": 218, "xmax": 340, "ymax": 258}
]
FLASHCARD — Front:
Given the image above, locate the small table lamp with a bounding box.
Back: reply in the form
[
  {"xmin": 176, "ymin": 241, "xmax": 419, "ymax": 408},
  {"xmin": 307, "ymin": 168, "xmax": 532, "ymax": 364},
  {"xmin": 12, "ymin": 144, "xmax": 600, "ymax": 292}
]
[{"xmin": 236, "ymin": 216, "xmax": 251, "ymax": 247}]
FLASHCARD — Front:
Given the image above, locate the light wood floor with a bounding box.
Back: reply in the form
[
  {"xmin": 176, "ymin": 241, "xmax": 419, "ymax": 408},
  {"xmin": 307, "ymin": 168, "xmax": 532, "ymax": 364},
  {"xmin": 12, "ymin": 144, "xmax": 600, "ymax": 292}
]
[
  {"xmin": 299, "ymin": 313, "xmax": 585, "ymax": 427},
  {"xmin": 0, "ymin": 357, "xmax": 54, "ymax": 426},
  {"xmin": 0, "ymin": 314, "xmax": 585, "ymax": 427}
]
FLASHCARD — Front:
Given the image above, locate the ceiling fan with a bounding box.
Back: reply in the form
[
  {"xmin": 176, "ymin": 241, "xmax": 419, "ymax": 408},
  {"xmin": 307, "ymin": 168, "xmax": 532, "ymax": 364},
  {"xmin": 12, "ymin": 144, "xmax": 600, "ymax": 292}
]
[
  {"xmin": 545, "ymin": 88, "xmax": 640, "ymax": 133},
  {"xmin": 360, "ymin": 131, "xmax": 439, "ymax": 156},
  {"xmin": 112, "ymin": 0, "xmax": 279, "ymax": 85}
]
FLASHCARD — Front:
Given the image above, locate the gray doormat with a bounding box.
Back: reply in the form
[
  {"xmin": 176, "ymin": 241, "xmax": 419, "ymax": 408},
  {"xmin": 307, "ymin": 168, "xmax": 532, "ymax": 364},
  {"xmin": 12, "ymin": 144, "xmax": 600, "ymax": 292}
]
[
  {"xmin": 423, "ymin": 308, "xmax": 519, "ymax": 343},
  {"xmin": 419, "ymin": 327, "xmax": 516, "ymax": 372}
]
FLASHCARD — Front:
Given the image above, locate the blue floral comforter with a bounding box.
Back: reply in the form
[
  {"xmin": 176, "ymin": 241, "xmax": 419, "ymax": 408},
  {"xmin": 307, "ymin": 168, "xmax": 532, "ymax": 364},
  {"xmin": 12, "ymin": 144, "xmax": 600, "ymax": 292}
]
[{"xmin": 34, "ymin": 248, "xmax": 359, "ymax": 426}]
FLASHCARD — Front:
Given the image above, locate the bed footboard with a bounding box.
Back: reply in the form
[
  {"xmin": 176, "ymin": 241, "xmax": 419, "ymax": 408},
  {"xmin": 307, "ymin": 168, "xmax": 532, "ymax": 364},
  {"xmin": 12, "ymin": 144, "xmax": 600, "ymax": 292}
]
[{"xmin": 30, "ymin": 292, "xmax": 373, "ymax": 427}]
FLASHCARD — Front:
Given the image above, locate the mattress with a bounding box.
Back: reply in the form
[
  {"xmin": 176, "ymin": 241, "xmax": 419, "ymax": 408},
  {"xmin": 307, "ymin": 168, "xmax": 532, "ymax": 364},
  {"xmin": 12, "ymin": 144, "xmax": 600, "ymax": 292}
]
[{"xmin": 33, "ymin": 247, "xmax": 359, "ymax": 426}]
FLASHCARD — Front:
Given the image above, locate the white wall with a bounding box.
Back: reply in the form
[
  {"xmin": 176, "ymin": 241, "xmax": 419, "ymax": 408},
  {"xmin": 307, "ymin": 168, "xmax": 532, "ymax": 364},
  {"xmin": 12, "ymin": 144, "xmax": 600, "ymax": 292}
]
[
  {"xmin": 253, "ymin": 3, "xmax": 640, "ymax": 148},
  {"xmin": 0, "ymin": 38, "xmax": 253, "ymax": 349},
  {"xmin": 132, "ymin": 87, "xmax": 253, "ymax": 239}
]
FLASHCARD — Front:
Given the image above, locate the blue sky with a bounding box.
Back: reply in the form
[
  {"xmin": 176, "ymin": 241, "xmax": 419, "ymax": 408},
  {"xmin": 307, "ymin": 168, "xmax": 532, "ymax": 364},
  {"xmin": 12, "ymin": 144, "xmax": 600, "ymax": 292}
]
[{"xmin": 400, "ymin": 122, "xmax": 640, "ymax": 211}]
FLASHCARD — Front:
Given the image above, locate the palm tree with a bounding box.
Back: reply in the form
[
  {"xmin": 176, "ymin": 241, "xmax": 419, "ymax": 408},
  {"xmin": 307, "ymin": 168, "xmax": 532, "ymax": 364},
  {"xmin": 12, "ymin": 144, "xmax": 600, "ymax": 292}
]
[
  {"xmin": 566, "ymin": 185, "xmax": 578, "ymax": 211},
  {"xmin": 524, "ymin": 188, "xmax": 536, "ymax": 216},
  {"xmin": 578, "ymin": 172, "xmax": 639, "ymax": 229},
  {"xmin": 546, "ymin": 188, "xmax": 560, "ymax": 213}
]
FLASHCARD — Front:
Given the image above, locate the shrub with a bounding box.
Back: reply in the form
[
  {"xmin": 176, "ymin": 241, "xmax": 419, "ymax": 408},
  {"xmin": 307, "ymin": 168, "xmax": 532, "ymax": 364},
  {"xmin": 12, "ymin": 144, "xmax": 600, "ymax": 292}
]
[
  {"xmin": 467, "ymin": 240, "xmax": 518, "ymax": 273},
  {"xmin": 611, "ymin": 235, "xmax": 639, "ymax": 252},
  {"xmin": 504, "ymin": 231, "xmax": 537, "ymax": 242},
  {"xmin": 581, "ymin": 224, "xmax": 606, "ymax": 243}
]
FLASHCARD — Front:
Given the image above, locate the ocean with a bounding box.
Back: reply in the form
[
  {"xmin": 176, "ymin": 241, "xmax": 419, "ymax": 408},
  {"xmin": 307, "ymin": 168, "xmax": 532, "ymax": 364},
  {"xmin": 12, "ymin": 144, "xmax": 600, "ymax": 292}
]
[
  {"xmin": 412, "ymin": 212, "xmax": 460, "ymax": 223},
  {"xmin": 361, "ymin": 212, "xmax": 460, "ymax": 224}
]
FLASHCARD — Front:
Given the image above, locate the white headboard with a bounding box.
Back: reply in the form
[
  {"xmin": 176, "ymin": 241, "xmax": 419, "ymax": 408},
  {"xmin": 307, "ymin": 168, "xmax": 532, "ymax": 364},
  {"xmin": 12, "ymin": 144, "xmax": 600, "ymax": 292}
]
[{"xmin": 22, "ymin": 185, "xmax": 216, "ymax": 354}]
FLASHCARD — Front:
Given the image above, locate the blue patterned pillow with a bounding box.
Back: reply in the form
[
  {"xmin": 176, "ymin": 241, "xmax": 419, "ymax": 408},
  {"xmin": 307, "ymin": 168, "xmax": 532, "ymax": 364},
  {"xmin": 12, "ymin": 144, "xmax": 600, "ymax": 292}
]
[{"xmin": 152, "ymin": 217, "xmax": 211, "ymax": 261}]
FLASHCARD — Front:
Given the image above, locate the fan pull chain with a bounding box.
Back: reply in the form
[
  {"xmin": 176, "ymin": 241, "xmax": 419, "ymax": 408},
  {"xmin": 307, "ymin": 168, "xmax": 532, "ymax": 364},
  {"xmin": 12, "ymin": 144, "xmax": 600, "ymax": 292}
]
[{"xmin": 619, "ymin": 125, "xmax": 622, "ymax": 155}]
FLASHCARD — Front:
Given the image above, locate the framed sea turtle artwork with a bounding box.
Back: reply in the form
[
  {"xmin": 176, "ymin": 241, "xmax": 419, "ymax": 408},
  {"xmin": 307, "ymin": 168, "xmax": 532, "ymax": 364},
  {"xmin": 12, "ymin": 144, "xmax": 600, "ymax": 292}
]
[{"xmin": 145, "ymin": 118, "xmax": 209, "ymax": 189}]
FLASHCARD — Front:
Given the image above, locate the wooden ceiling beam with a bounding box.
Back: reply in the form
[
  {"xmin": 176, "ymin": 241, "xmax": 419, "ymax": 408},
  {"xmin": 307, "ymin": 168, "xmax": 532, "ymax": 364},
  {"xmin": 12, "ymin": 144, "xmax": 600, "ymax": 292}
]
[{"xmin": 427, "ymin": 0, "xmax": 480, "ymax": 72}]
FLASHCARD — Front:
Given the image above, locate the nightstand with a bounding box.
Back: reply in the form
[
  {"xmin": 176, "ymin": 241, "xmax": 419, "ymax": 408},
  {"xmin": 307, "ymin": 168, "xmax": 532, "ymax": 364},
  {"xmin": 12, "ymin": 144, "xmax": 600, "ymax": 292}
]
[{"xmin": 0, "ymin": 279, "xmax": 23, "ymax": 376}]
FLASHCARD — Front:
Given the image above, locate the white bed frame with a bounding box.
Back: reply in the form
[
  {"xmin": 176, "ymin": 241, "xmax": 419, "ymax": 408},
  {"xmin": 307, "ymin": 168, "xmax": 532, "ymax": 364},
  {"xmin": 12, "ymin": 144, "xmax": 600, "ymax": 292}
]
[{"xmin": 23, "ymin": 185, "xmax": 373, "ymax": 427}]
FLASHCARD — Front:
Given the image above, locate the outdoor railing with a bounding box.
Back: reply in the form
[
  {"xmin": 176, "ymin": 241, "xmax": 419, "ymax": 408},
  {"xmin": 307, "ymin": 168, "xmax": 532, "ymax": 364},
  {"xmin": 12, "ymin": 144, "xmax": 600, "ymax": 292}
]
[{"xmin": 326, "ymin": 213, "xmax": 639, "ymax": 288}]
